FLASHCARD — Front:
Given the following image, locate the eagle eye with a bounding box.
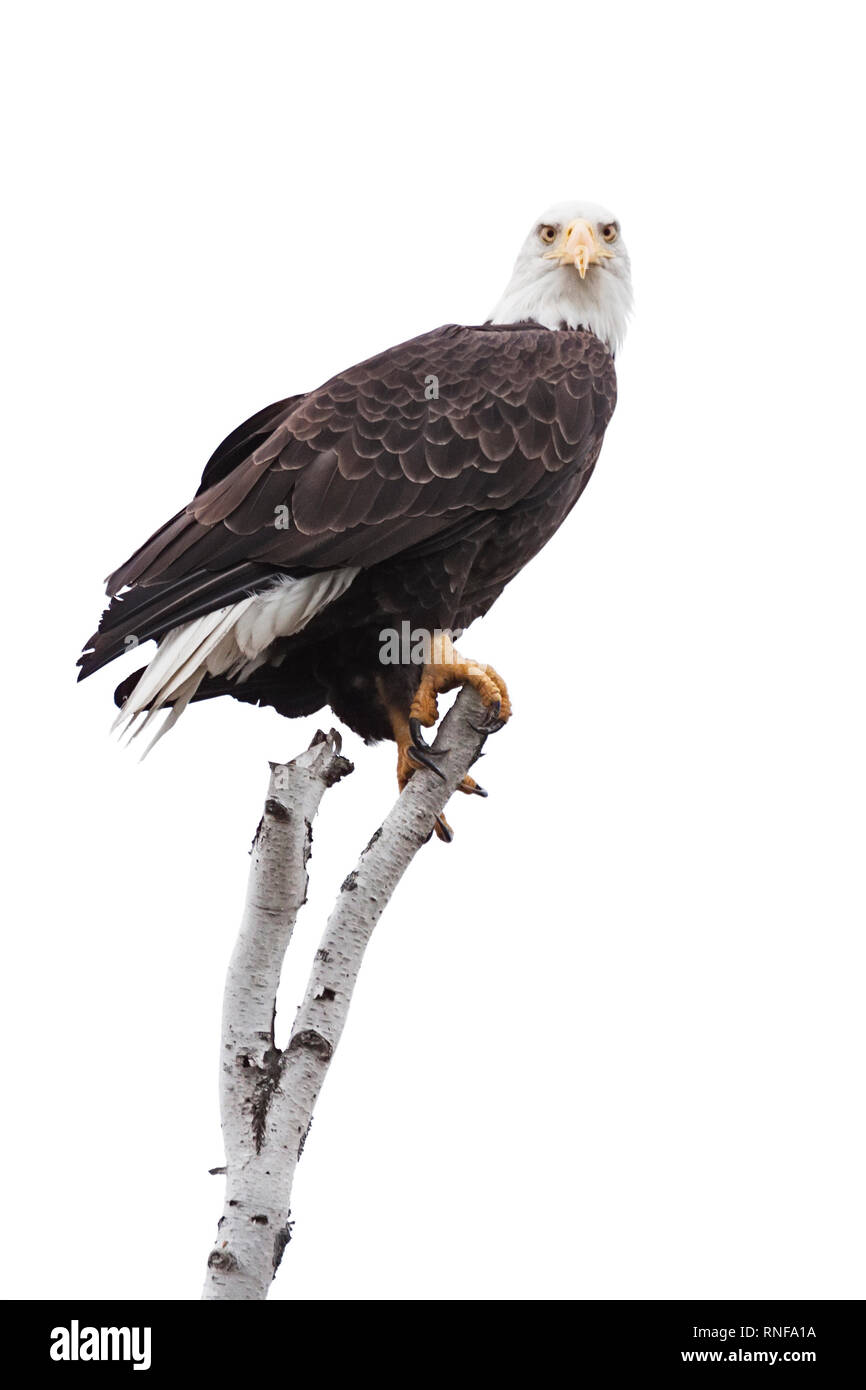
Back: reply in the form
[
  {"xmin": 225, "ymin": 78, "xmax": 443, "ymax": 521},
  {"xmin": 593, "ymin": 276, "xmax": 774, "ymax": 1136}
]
[
  {"xmin": 539, "ymin": 225, "xmax": 557, "ymax": 245},
  {"xmin": 601, "ymin": 223, "xmax": 618, "ymax": 243}
]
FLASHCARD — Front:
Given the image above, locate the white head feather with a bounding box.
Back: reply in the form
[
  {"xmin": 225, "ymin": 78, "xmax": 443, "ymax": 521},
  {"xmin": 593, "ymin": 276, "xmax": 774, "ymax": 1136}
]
[{"xmin": 489, "ymin": 200, "xmax": 632, "ymax": 354}]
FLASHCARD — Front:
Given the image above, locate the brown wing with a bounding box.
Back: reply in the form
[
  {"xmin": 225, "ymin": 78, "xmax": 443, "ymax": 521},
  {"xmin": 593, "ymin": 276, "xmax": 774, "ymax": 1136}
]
[
  {"xmin": 195, "ymin": 392, "xmax": 307, "ymax": 495},
  {"xmin": 79, "ymin": 324, "xmax": 615, "ymax": 677}
]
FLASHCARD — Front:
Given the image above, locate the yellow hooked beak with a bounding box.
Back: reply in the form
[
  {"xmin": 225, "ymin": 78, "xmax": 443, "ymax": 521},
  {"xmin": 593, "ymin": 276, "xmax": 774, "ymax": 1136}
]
[{"xmin": 543, "ymin": 219, "xmax": 613, "ymax": 279}]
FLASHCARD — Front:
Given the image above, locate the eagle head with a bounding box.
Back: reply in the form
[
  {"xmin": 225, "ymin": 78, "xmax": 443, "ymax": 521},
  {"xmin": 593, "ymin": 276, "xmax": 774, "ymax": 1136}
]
[{"xmin": 489, "ymin": 200, "xmax": 633, "ymax": 354}]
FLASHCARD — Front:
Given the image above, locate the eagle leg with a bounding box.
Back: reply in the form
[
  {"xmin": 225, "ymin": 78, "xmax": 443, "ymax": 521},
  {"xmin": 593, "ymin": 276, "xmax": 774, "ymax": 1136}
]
[
  {"xmin": 409, "ymin": 633, "xmax": 512, "ymax": 737},
  {"xmin": 384, "ymin": 693, "xmax": 487, "ymax": 844},
  {"xmin": 391, "ymin": 712, "xmax": 441, "ymax": 793}
]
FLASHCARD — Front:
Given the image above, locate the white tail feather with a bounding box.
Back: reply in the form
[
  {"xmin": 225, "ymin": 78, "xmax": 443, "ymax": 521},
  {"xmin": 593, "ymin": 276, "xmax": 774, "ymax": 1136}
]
[{"xmin": 114, "ymin": 569, "xmax": 359, "ymax": 756}]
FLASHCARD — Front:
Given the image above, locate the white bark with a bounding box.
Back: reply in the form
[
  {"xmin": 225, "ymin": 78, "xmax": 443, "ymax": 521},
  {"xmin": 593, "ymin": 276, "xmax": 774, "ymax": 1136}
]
[{"xmin": 202, "ymin": 688, "xmax": 489, "ymax": 1300}]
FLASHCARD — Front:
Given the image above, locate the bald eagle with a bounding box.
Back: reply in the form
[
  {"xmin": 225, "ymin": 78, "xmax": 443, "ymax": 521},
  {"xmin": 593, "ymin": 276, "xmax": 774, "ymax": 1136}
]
[{"xmin": 79, "ymin": 201, "xmax": 632, "ymax": 838}]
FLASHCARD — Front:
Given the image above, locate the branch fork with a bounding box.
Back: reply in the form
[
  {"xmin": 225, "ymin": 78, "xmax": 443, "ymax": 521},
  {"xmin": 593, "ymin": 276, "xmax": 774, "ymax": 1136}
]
[{"xmin": 202, "ymin": 688, "xmax": 489, "ymax": 1299}]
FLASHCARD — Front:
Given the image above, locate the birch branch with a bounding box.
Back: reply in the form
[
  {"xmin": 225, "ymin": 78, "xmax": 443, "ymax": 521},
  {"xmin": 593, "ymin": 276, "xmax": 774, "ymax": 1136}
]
[{"xmin": 202, "ymin": 686, "xmax": 489, "ymax": 1300}]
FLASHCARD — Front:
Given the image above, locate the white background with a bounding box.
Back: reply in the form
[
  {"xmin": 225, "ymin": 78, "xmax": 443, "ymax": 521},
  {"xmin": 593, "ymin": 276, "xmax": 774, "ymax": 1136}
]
[{"xmin": 2, "ymin": 1, "xmax": 863, "ymax": 1300}]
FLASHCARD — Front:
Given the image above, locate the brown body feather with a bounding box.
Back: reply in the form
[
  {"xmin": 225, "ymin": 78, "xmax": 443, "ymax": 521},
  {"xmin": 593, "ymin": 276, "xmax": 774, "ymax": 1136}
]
[{"xmin": 80, "ymin": 323, "xmax": 616, "ymax": 743}]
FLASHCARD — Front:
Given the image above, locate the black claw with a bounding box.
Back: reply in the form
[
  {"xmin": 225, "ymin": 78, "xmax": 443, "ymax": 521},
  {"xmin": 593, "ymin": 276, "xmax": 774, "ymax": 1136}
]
[
  {"xmin": 469, "ymin": 698, "xmax": 505, "ymax": 736},
  {"xmin": 434, "ymin": 815, "xmax": 454, "ymax": 843},
  {"xmin": 470, "ymin": 720, "xmax": 504, "ymax": 735},
  {"xmin": 407, "ymin": 744, "xmax": 448, "ymax": 780},
  {"xmin": 482, "ymin": 700, "xmax": 503, "ymax": 731},
  {"xmin": 408, "ymin": 717, "xmax": 449, "ymax": 775},
  {"xmin": 409, "ymin": 717, "xmax": 430, "ymax": 749}
]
